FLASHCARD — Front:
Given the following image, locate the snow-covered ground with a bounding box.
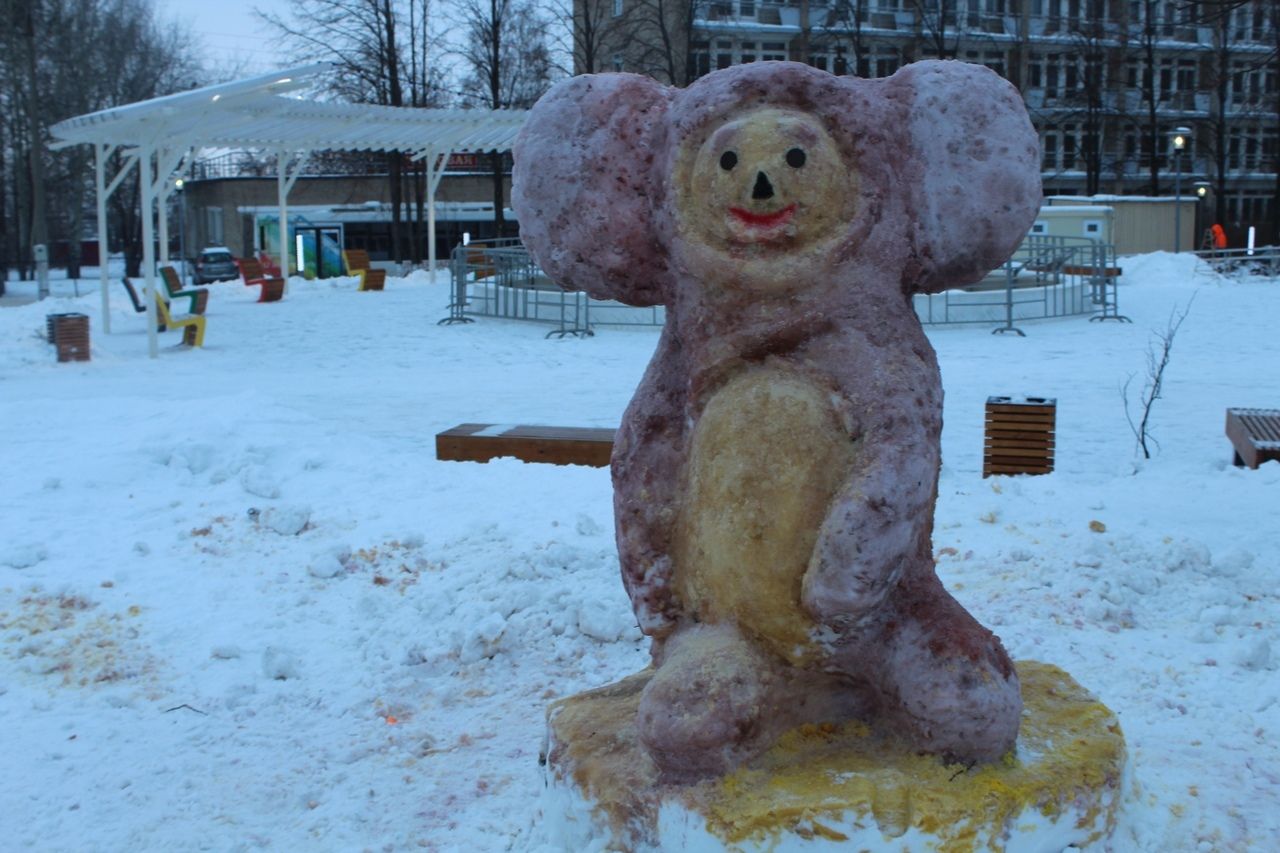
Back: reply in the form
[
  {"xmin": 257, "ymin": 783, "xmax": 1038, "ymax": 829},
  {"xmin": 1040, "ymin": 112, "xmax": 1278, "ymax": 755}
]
[{"xmin": 1, "ymin": 255, "xmax": 1277, "ymax": 852}]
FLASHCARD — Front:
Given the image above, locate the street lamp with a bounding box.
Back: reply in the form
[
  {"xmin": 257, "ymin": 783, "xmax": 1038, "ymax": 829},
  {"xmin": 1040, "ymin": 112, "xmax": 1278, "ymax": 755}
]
[
  {"xmin": 1170, "ymin": 126, "xmax": 1191, "ymax": 253},
  {"xmin": 1193, "ymin": 181, "xmax": 1212, "ymax": 250},
  {"xmin": 174, "ymin": 178, "xmax": 187, "ymax": 285}
]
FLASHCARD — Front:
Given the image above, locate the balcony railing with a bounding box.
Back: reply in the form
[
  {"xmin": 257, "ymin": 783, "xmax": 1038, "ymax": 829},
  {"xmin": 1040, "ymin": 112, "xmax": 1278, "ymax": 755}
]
[{"xmin": 696, "ymin": 1, "xmax": 798, "ymax": 26}]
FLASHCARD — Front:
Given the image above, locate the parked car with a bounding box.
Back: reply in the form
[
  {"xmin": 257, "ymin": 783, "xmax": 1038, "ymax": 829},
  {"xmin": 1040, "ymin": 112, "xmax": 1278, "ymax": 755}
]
[{"xmin": 194, "ymin": 247, "xmax": 239, "ymax": 284}]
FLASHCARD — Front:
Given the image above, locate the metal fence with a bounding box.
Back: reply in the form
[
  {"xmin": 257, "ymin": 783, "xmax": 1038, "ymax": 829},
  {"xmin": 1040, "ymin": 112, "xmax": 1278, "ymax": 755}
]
[
  {"xmin": 440, "ymin": 234, "xmax": 1123, "ymax": 336},
  {"xmin": 1193, "ymin": 246, "xmax": 1280, "ymax": 278},
  {"xmin": 916, "ymin": 235, "xmax": 1128, "ymax": 335}
]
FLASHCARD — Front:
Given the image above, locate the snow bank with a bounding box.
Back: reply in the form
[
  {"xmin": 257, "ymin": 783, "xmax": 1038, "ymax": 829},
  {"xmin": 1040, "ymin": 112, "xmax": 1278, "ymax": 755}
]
[{"xmin": 2, "ymin": 256, "xmax": 1278, "ymax": 850}]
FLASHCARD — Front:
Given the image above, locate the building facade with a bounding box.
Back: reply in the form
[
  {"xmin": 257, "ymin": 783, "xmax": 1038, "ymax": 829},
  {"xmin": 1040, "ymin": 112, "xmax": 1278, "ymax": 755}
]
[
  {"xmin": 582, "ymin": 0, "xmax": 1279, "ymax": 246},
  {"xmin": 178, "ymin": 153, "xmax": 517, "ymax": 267}
]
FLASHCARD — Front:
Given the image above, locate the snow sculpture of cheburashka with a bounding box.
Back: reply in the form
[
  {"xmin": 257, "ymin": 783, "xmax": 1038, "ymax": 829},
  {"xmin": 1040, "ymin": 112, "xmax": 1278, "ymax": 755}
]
[{"xmin": 512, "ymin": 60, "xmax": 1126, "ymax": 851}]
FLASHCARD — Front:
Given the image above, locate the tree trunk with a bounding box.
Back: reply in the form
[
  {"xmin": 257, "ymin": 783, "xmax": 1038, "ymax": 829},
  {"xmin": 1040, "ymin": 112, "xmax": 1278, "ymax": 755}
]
[
  {"xmin": 490, "ymin": 0, "xmax": 506, "ymax": 232},
  {"xmin": 1139, "ymin": 0, "xmax": 1160, "ymax": 195},
  {"xmin": 23, "ymin": 0, "xmax": 49, "ymax": 263},
  {"xmin": 67, "ymin": 149, "xmax": 85, "ymax": 279},
  {"xmin": 0, "ymin": 130, "xmax": 8, "ymax": 290}
]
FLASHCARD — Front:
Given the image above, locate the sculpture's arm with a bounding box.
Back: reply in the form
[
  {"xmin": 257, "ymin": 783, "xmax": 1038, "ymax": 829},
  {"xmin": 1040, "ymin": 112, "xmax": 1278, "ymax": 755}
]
[
  {"xmin": 612, "ymin": 326, "xmax": 688, "ymax": 638},
  {"xmin": 801, "ymin": 376, "xmax": 941, "ymax": 629}
]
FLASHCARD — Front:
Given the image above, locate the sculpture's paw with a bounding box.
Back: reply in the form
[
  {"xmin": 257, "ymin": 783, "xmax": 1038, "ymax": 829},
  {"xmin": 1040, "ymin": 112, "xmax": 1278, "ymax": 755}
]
[
  {"xmin": 800, "ymin": 559, "xmax": 898, "ymax": 631},
  {"xmin": 636, "ymin": 624, "xmax": 776, "ymax": 781},
  {"xmin": 881, "ymin": 624, "xmax": 1023, "ymax": 763}
]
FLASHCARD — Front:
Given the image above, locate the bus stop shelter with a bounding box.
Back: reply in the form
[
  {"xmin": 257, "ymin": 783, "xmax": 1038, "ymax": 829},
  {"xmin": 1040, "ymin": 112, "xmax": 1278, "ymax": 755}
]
[{"xmin": 49, "ymin": 63, "xmax": 528, "ymax": 357}]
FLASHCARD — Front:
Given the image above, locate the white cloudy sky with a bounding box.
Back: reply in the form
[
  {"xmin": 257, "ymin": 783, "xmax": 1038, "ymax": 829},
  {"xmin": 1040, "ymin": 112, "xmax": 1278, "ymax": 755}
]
[{"xmin": 157, "ymin": 0, "xmax": 287, "ymax": 76}]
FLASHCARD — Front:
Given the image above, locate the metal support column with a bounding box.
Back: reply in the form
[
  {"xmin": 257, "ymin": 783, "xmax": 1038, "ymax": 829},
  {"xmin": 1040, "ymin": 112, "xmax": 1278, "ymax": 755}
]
[
  {"xmin": 158, "ymin": 156, "xmax": 170, "ymax": 266},
  {"xmin": 276, "ymin": 149, "xmax": 308, "ymax": 289},
  {"xmin": 139, "ymin": 144, "xmax": 158, "ymax": 358},
  {"xmin": 95, "ymin": 143, "xmax": 112, "ymax": 332},
  {"xmin": 423, "ymin": 151, "xmax": 448, "ymax": 284},
  {"xmin": 94, "ymin": 145, "xmax": 138, "ymax": 334}
]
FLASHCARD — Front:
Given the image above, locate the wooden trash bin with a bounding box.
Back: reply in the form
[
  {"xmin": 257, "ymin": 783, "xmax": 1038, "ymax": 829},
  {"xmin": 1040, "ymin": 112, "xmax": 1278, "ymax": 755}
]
[
  {"xmin": 984, "ymin": 396, "xmax": 1055, "ymax": 477},
  {"xmin": 48, "ymin": 313, "xmax": 91, "ymax": 362}
]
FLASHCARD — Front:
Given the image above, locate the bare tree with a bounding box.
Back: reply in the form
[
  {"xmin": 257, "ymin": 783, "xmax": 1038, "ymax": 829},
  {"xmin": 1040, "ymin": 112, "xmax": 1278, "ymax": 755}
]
[
  {"xmin": 1123, "ymin": 297, "xmax": 1193, "ymax": 459},
  {"xmin": 913, "ymin": 0, "xmax": 962, "ymax": 59},
  {"xmin": 263, "ymin": 0, "xmax": 449, "ymax": 262},
  {"xmin": 0, "ymin": 0, "xmax": 198, "ymax": 280},
  {"xmin": 1064, "ymin": 13, "xmax": 1120, "ymax": 195},
  {"xmin": 1124, "ymin": 0, "xmax": 1171, "ymax": 194},
  {"xmin": 808, "ymin": 0, "xmax": 867, "ymax": 76},
  {"xmin": 458, "ymin": 0, "xmax": 556, "ymax": 232},
  {"xmin": 549, "ymin": 0, "xmax": 618, "ymax": 75},
  {"xmin": 626, "ymin": 0, "xmax": 696, "ymax": 85},
  {"xmin": 1188, "ymin": 0, "xmax": 1279, "ymax": 240}
]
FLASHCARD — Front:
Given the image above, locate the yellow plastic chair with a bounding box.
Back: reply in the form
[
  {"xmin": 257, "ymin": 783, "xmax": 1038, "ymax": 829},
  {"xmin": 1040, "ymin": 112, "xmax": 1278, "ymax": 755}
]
[
  {"xmin": 153, "ymin": 291, "xmax": 206, "ymax": 347},
  {"xmin": 342, "ymin": 249, "xmax": 387, "ymax": 292}
]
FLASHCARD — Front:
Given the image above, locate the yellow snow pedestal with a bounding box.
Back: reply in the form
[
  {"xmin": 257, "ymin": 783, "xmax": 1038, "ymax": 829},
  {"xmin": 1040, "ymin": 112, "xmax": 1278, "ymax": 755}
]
[{"xmin": 540, "ymin": 661, "xmax": 1126, "ymax": 852}]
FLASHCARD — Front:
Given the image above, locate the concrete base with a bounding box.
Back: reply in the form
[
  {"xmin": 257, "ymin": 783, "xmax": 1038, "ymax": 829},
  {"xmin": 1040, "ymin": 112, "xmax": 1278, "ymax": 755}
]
[{"xmin": 541, "ymin": 661, "xmax": 1126, "ymax": 852}]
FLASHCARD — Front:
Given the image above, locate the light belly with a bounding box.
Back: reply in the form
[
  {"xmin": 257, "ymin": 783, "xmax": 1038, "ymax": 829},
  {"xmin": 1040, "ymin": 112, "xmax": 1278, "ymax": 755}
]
[{"xmin": 673, "ymin": 365, "xmax": 857, "ymax": 664}]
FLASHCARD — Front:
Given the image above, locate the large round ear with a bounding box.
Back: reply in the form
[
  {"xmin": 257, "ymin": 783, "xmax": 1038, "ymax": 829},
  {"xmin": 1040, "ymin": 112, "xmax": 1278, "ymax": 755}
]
[
  {"xmin": 512, "ymin": 74, "xmax": 675, "ymax": 307},
  {"xmin": 890, "ymin": 61, "xmax": 1042, "ymax": 294}
]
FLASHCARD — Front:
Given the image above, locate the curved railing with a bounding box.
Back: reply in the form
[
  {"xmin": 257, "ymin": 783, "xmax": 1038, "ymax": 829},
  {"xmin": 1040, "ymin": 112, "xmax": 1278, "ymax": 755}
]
[{"xmin": 441, "ymin": 234, "xmax": 1124, "ymax": 335}]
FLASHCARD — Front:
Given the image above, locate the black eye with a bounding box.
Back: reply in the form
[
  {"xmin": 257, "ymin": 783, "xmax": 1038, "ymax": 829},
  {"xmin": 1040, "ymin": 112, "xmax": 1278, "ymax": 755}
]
[
  {"xmin": 786, "ymin": 147, "xmax": 807, "ymax": 168},
  {"xmin": 719, "ymin": 150, "xmax": 738, "ymax": 171}
]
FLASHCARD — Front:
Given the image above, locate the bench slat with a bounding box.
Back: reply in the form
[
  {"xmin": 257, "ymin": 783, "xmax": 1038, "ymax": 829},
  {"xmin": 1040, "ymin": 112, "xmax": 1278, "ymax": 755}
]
[
  {"xmin": 437, "ymin": 423, "xmax": 615, "ymax": 467},
  {"xmin": 1226, "ymin": 408, "xmax": 1280, "ymax": 469}
]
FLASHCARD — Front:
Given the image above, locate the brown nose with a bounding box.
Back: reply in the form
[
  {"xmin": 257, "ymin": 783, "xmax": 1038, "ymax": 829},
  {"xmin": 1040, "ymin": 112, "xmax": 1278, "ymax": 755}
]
[{"xmin": 752, "ymin": 171, "xmax": 774, "ymax": 200}]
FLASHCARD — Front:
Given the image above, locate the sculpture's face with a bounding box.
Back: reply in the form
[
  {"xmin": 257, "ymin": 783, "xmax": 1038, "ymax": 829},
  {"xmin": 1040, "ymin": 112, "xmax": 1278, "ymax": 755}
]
[{"xmin": 676, "ymin": 108, "xmax": 856, "ymax": 259}]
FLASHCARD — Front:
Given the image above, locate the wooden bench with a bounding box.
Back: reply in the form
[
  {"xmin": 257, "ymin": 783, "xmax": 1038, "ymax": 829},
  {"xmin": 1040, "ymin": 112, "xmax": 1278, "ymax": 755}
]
[
  {"xmin": 256, "ymin": 251, "xmax": 282, "ymax": 278},
  {"xmin": 120, "ymin": 277, "xmax": 149, "ymax": 314},
  {"xmin": 343, "ymin": 249, "xmax": 387, "ymax": 292},
  {"xmin": 465, "ymin": 242, "xmax": 497, "ymax": 279},
  {"xmin": 237, "ymin": 258, "xmax": 285, "ymax": 302},
  {"xmin": 1226, "ymin": 408, "xmax": 1280, "ymax": 469},
  {"xmin": 436, "ymin": 423, "xmax": 616, "ymax": 467},
  {"xmin": 1061, "ymin": 265, "xmax": 1123, "ymax": 278}
]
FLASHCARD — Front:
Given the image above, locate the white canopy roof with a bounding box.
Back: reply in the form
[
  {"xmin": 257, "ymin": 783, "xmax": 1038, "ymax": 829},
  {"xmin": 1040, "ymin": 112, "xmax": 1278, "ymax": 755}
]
[
  {"xmin": 48, "ymin": 63, "xmax": 530, "ymax": 359},
  {"xmin": 49, "ymin": 63, "xmax": 528, "ymax": 157}
]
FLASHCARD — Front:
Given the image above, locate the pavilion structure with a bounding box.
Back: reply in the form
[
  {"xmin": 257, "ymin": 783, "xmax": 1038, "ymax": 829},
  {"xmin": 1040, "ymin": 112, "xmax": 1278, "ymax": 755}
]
[{"xmin": 50, "ymin": 63, "xmax": 528, "ymax": 357}]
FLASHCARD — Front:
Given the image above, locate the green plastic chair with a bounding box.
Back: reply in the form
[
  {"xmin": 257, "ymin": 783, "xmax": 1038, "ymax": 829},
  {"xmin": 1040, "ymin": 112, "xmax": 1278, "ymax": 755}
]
[{"xmin": 159, "ymin": 266, "xmax": 209, "ymax": 315}]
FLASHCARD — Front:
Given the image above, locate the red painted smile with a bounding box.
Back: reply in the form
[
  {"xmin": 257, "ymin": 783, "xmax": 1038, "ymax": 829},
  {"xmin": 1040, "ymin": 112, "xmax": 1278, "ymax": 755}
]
[{"xmin": 729, "ymin": 204, "xmax": 796, "ymax": 229}]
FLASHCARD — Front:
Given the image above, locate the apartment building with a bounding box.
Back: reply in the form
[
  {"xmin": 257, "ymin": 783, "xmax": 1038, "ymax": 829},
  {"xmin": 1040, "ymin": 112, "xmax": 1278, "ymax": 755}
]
[{"xmin": 579, "ymin": 0, "xmax": 1278, "ymax": 245}]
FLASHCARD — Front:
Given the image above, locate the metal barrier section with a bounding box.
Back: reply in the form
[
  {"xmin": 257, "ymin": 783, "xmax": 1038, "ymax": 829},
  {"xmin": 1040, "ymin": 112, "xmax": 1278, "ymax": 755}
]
[
  {"xmin": 915, "ymin": 235, "xmax": 1126, "ymax": 335},
  {"xmin": 442, "ymin": 235, "xmax": 1120, "ymax": 335},
  {"xmin": 1193, "ymin": 246, "xmax": 1280, "ymax": 279},
  {"xmin": 440, "ymin": 240, "xmax": 595, "ymax": 337}
]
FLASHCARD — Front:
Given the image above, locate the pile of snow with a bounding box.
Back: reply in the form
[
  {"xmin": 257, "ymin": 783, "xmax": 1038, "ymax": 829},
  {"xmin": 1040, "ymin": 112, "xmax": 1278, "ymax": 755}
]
[{"xmin": 1, "ymin": 254, "xmax": 1277, "ymax": 851}]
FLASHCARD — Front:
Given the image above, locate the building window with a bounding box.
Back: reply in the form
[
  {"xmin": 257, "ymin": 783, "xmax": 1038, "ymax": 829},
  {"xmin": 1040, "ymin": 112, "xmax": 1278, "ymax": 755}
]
[
  {"xmin": 205, "ymin": 207, "xmax": 223, "ymax": 246},
  {"xmin": 692, "ymin": 40, "xmax": 711, "ymax": 78},
  {"xmin": 613, "ymin": 0, "xmax": 623, "ymax": 16},
  {"xmin": 1042, "ymin": 133, "xmax": 1058, "ymax": 170},
  {"xmin": 702, "ymin": 38, "xmax": 795, "ymax": 71},
  {"xmin": 716, "ymin": 40, "xmax": 733, "ymax": 70},
  {"xmin": 965, "ymin": 49, "xmax": 1006, "ymax": 78},
  {"xmin": 762, "ymin": 42, "xmax": 786, "ymax": 62}
]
